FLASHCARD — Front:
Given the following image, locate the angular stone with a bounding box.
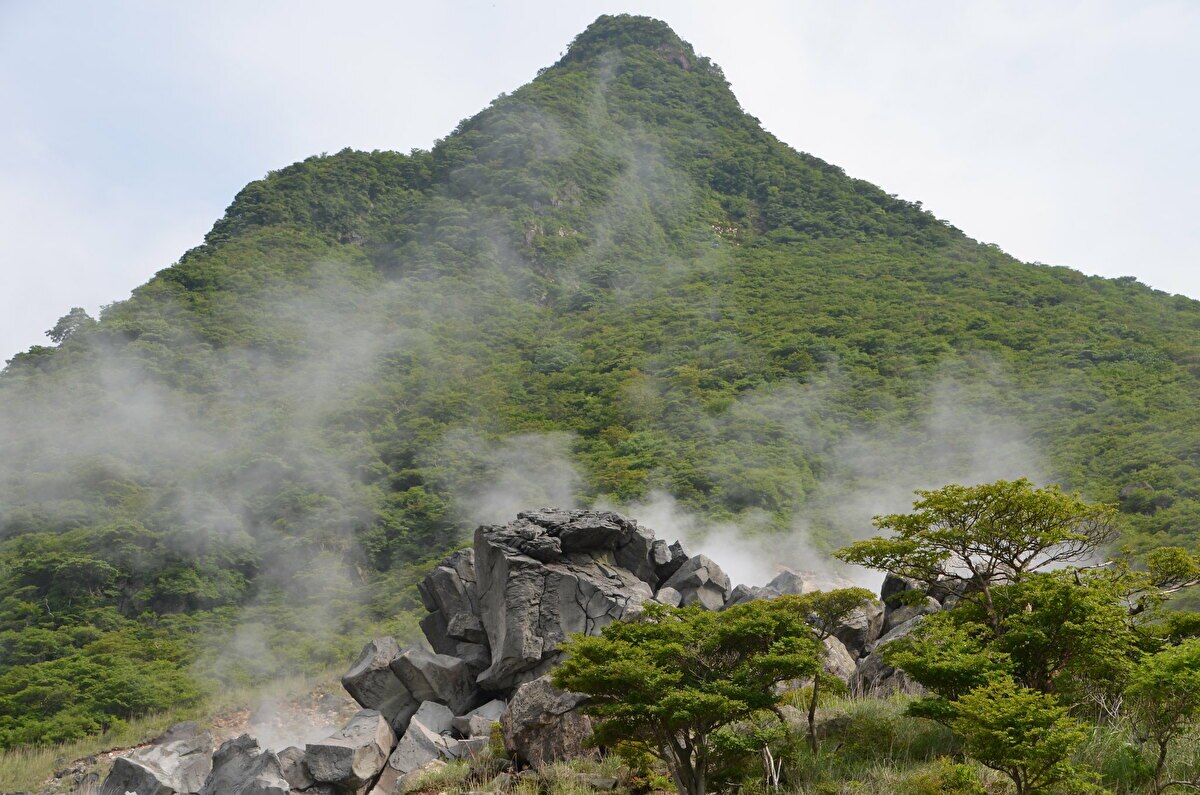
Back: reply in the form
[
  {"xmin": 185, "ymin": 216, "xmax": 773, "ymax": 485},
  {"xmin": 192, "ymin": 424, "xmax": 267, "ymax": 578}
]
[
  {"xmin": 654, "ymin": 586, "xmax": 683, "ymax": 607},
  {"xmin": 446, "ymin": 612, "xmax": 487, "ymax": 644},
  {"xmin": 854, "ymin": 616, "xmax": 927, "ymax": 696},
  {"xmin": 390, "ymin": 647, "xmax": 480, "ymax": 715},
  {"xmin": 613, "ymin": 523, "xmax": 658, "ymax": 585},
  {"xmin": 654, "ymin": 540, "xmax": 689, "ymax": 582},
  {"xmin": 832, "ymin": 600, "xmax": 885, "ymax": 659},
  {"xmin": 880, "ymin": 572, "xmax": 924, "ymax": 607},
  {"xmin": 387, "ymin": 717, "xmax": 457, "ymax": 775},
  {"xmin": 341, "ymin": 638, "xmax": 419, "ymax": 729},
  {"xmin": 765, "ymin": 569, "xmax": 818, "ymax": 595},
  {"xmin": 500, "ymin": 675, "xmax": 595, "ymax": 769},
  {"xmin": 101, "ymin": 723, "xmax": 212, "ymax": 795},
  {"xmin": 661, "ymin": 554, "xmax": 730, "ymax": 610},
  {"xmin": 452, "ymin": 699, "xmax": 507, "ymax": 738},
  {"xmin": 304, "ymin": 710, "xmax": 396, "ymax": 790},
  {"xmin": 199, "ymin": 735, "xmax": 288, "ymax": 795},
  {"xmin": 474, "ymin": 517, "xmax": 653, "ymax": 691},
  {"xmin": 455, "ymin": 641, "xmax": 491, "ymax": 674},
  {"xmin": 821, "ymin": 635, "xmax": 857, "ymax": 682},
  {"xmin": 884, "ymin": 596, "xmax": 942, "ymax": 633},
  {"xmin": 411, "ymin": 701, "xmax": 455, "ymax": 735},
  {"xmin": 417, "ymin": 550, "xmax": 480, "ymax": 617},
  {"xmin": 419, "ymin": 611, "xmax": 457, "ymax": 656},
  {"xmin": 277, "ymin": 746, "xmax": 313, "ymax": 791},
  {"xmin": 723, "ymin": 583, "xmax": 769, "ymax": 609}
]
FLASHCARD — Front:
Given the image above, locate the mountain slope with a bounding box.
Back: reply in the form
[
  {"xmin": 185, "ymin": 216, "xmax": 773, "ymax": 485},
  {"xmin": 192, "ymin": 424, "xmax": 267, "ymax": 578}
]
[{"xmin": 2, "ymin": 14, "xmax": 1199, "ymax": 747}]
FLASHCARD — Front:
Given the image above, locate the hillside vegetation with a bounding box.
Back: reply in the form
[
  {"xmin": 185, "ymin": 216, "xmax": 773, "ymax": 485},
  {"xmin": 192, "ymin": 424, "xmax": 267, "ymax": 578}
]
[{"xmin": 2, "ymin": 15, "xmax": 1200, "ymax": 748}]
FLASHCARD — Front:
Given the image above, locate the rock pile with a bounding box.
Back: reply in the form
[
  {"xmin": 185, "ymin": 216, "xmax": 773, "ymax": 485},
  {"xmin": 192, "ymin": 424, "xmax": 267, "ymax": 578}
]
[{"xmin": 100, "ymin": 508, "xmax": 956, "ymax": 795}]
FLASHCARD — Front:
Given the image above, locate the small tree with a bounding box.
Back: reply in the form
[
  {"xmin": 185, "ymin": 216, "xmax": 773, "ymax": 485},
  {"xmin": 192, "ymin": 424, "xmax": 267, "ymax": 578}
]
[
  {"xmin": 952, "ymin": 677, "xmax": 1090, "ymax": 795},
  {"xmin": 46, "ymin": 307, "xmax": 95, "ymax": 344},
  {"xmin": 835, "ymin": 479, "xmax": 1116, "ymax": 631},
  {"xmin": 553, "ymin": 598, "xmax": 822, "ymax": 795},
  {"xmin": 796, "ymin": 587, "xmax": 875, "ymax": 753},
  {"xmin": 1125, "ymin": 638, "xmax": 1200, "ymax": 793}
]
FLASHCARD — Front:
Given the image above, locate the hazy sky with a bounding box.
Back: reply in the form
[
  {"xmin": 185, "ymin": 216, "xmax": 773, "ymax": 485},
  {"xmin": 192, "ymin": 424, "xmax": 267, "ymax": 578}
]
[{"xmin": 2, "ymin": 1, "xmax": 1197, "ymax": 362}]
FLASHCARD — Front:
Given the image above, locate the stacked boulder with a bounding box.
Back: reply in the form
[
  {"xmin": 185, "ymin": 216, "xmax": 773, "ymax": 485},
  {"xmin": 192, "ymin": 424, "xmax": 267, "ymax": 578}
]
[{"xmin": 99, "ymin": 507, "xmax": 960, "ymax": 794}]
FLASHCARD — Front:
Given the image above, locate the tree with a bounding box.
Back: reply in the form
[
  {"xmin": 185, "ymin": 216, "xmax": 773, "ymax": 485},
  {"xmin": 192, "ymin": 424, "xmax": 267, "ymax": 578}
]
[
  {"xmin": 835, "ymin": 479, "xmax": 1117, "ymax": 631},
  {"xmin": 951, "ymin": 678, "xmax": 1091, "ymax": 795},
  {"xmin": 45, "ymin": 307, "xmax": 95, "ymax": 344},
  {"xmin": 795, "ymin": 587, "xmax": 875, "ymax": 753},
  {"xmin": 552, "ymin": 598, "xmax": 822, "ymax": 795},
  {"xmin": 1125, "ymin": 639, "xmax": 1200, "ymax": 793}
]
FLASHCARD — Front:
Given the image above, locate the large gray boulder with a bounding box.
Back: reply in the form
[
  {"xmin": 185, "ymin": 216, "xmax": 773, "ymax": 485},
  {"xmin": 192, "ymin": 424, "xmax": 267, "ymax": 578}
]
[
  {"xmin": 386, "ymin": 706, "xmax": 459, "ymax": 775},
  {"xmin": 390, "ymin": 647, "xmax": 480, "ymax": 715},
  {"xmin": 304, "ymin": 709, "xmax": 396, "ymax": 791},
  {"xmin": 765, "ymin": 569, "xmax": 819, "ymax": 595},
  {"xmin": 474, "ymin": 511, "xmax": 654, "ymax": 690},
  {"xmin": 418, "ymin": 550, "xmax": 484, "ymax": 656},
  {"xmin": 100, "ymin": 723, "xmax": 213, "ymax": 795},
  {"xmin": 832, "ymin": 600, "xmax": 885, "ymax": 659},
  {"xmin": 660, "ymin": 554, "xmax": 731, "ymax": 610},
  {"xmin": 881, "ymin": 572, "xmax": 925, "ymax": 607},
  {"xmin": 452, "ymin": 699, "xmax": 507, "ymax": 738},
  {"xmin": 653, "ymin": 540, "xmax": 689, "ymax": 583},
  {"xmin": 853, "ymin": 616, "xmax": 927, "ymax": 696},
  {"xmin": 821, "ymin": 635, "xmax": 857, "ymax": 683},
  {"xmin": 724, "ymin": 583, "xmax": 771, "ymax": 609},
  {"xmin": 276, "ymin": 746, "xmax": 313, "ymax": 791},
  {"xmin": 884, "ymin": 595, "xmax": 942, "ymax": 633},
  {"xmin": 341, "ymin": 638, "xmax": 419, "ymax": 730},
  {"xmin": 198, "ymin": 735, "xmax": 288, "ymax": 795},
  {"xmin": 500, "ymin": 675, "xmax": 595, "ymax": 769}
]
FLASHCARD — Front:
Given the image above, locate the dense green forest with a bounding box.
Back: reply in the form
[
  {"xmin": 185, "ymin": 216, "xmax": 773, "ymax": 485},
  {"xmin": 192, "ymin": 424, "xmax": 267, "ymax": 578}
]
[{"xmin": 2, "ymin": 14, "xmax": 1199, "ymax": 748}]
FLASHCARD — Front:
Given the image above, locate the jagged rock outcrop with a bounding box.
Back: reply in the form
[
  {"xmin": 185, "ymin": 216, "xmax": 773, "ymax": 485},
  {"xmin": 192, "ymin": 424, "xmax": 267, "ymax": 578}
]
[
  {"xmin": 99, "ymin": 722, "xmax": 212, "ymax": 795},
  {"xmin": 304, "ymin": 709, "xmax": 396, "ymax": 791},
  {"xmin": 100, "ymin": 506, "xmax": 958, "ymax": 793},
  {"xmin": 341, "ymin": 638, "xmax": 418, "ymax": 730},
  {"xmin": 500, "ymin": 675, "xmax": 596, "ymax": 768},
  {"xmin": 473, "ymin": 510, "xmax": 657, "ymax": 690},
  {"xmin": 199, "ymin": 735, "xmax": 288, "ymax": 795}
]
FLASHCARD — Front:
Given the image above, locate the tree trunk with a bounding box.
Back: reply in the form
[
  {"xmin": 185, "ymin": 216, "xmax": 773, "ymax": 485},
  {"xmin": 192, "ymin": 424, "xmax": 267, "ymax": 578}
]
[
  {"xmin": 1154, "ymin": 738, "xmax": 1169, "ymax": 795},
  {"xmin": 807, "ymin": 674, "xmax": 820, "ymax": 755}
]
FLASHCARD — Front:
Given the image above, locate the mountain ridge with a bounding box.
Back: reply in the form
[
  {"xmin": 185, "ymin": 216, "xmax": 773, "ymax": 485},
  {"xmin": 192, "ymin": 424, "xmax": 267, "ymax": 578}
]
[{"xmin": 1, "ymin": 14, "xmax": 1199, "ymax": 749}]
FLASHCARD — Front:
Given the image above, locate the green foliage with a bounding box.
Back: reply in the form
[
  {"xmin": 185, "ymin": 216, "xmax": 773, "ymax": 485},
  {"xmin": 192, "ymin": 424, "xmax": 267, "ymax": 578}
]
[
  {"xmin": 836, "ymin": 479, "xmax": 1117, "ymax": 629},
  {"xmin": 553, "ymin": 598, "xmax": 821, "ymax": 795},
  {"xmin": 951, "ymin": 678, "xmax": 1092, "ymax": 795},
  {"xmin": 3, "ymin": 12, "xmax": 1200, "ymax": 748},
  {"xmin": 1125, "ymin": 638, "xmax": 1200, "ymax": 792}
]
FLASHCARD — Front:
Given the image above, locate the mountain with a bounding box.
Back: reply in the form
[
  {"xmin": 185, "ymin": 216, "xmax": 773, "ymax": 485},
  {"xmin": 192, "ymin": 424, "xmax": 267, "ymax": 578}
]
[{"xmin": 2, "ymin": 14, "xmax": 1199, "ymax": 748}]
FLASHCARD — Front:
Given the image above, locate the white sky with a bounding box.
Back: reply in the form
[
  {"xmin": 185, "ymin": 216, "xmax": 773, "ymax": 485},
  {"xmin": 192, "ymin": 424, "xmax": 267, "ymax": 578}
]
[{"xmin": 2, "ymin": 1, "xmax": 1198, "ymax": 362}]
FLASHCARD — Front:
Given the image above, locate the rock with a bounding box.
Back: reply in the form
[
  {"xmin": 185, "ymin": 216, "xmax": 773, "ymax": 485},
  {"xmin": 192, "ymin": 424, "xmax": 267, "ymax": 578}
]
[
  {"xmin": 765, "ymin": 569, "xmax": 818, "ymax": 595},
  {"xmin": 884, "ymin": 596, "xmax": 941, "ymax": 633},
  {"xmin": 367, "ymin": 765, "xmax": 401, "ymax": 795},
  {"xmin": 341, "ymin": 638, "xmax": 419, "ymax": 730},
  {"xmin": 394, "ymin": 759, "xmax": 446, "ymax": 794},
  {"xmin": 100, "ymin": 723, "xmax": 212, "ymax": 795},
  {"xmin": 199, "ymin": 735, "xmax": 288, "ymax": 795},
  {"xmin": 418, "ymin": 550, "xmax": 487, "ymax": 656},
  {"xmin": 450, "ymin": 736, "xmax": 489, "ymax": 760},
  {"xmin": 654, "ymin": 540, "xmax": 690, "ymax": 583},
  {"xmin": 455, "ymin": 641, "xmax": 491, "ymax": 673},
  {"xmin": 452, "ymin": 699, "xmax": 507, "ymax": 738},
  {"xmin": 446, "ymin": 613, "xmax": 487, "ymax": 644},
  {"xmin": 501, "ymin": 675, "xmax": 595, "ymax": 769},
  {"xmin": 613, "ymin": 523, "xmax": 659, "ymax": 585},
  {"xmin": 390, "ymin": 647, "xmax": 480, "ymax": 715},
  {"xmin": 654, "ymin": 585, "xmax": 683, "ymax": 607},
  {"xmin": 411, "ymin": 701, "xmax": 455, "ymax": 735},
  {"xmin": 854, "ymin": 616, "xmax": 927, "ymax": 696},
  {"xmin": 661, "ymin": 554, "xmax": 730, "ymax": 611},
  {"xmin": 881, "ymin": 572, "xmax": 924, "ymax": 607},
  {"xmin": 821, "ymin": 635, "xmax": 857, "ymax": 682},
  {"xmin": 387, "ymin": 716, "xmax": 457, "ymax": 775},
  {"xmin": 276, "ymin": 747, "xmax": 313, "ymax": 791},
  {"xmin": 832, "ymin": 600, "xmax": 884, "ymax": 658},
  {"xmin": 304, "ymin": 710, "xmax": 396, "ymax": 790},
  {"xmin": 474, "ymin": 512, "xmax": 654, "ymax": 690},
  {"xmin": 723, "ymin": 583, "xmax": 769, "ymax": 609},
  {"xmin": 587, "ymin": 777, "xmax": 618, "ymax": 790}
]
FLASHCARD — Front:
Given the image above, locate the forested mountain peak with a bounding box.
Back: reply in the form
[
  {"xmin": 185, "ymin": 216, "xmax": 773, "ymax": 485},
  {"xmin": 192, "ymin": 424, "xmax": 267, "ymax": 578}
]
[{"xmin": 1, "ymin": 15, "xmax": 1199, "ymax": 749}]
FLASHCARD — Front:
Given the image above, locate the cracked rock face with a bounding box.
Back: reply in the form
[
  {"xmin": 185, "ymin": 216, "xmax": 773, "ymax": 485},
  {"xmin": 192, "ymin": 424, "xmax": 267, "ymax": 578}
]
[
  {"xmin": 474, "ymin": 510, "xmax": 658, "ymax": 691},
  {"xmin": 100, "ymin": 722, "xmax": 212, "ymax": 795}
]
